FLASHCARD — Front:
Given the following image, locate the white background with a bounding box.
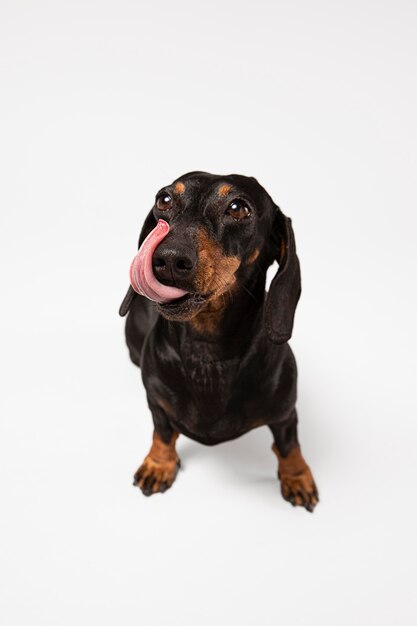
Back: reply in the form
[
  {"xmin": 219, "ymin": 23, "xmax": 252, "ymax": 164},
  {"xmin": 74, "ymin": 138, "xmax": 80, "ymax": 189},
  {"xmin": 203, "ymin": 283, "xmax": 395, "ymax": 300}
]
[{"xmin": 1, "ymin": 1, "xmax": 417, "ymax": 624}]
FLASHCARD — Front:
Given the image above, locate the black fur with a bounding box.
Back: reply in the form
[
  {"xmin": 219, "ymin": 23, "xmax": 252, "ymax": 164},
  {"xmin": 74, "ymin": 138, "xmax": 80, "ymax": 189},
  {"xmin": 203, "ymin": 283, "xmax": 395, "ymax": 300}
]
[{"xmin": 119, "ymin": 172, "xmax": 317, "ymax": 509}]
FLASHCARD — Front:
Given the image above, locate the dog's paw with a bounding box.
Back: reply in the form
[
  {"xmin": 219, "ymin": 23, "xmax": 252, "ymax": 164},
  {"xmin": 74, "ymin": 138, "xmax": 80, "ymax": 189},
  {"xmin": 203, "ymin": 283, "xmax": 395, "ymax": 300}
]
[
  {"xmin": 133, "ymin": 455, "xmax": 180, "ymax": 496},
  {"xmin": 279, "ymin": 467, "xmax": 319, "ymax": 512}
]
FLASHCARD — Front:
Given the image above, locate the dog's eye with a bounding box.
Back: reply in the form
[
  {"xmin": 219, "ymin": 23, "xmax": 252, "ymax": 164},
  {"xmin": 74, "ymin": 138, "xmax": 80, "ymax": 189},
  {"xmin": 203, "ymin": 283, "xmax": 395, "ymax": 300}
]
[
  {"xmin": 156, "ymin": 194, "xmax": 173, "ymax": 211},
  {"xmin": 226, "ymin": 199, "xmax": 251, "ymax": 220}
]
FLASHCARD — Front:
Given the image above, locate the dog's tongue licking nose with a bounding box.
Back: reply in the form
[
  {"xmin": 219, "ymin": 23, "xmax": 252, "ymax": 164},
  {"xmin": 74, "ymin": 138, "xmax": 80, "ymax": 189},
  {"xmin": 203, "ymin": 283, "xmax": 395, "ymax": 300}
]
[{"xmin": 129, "ymin": 219, "xmax": 189, "ymax": 303}]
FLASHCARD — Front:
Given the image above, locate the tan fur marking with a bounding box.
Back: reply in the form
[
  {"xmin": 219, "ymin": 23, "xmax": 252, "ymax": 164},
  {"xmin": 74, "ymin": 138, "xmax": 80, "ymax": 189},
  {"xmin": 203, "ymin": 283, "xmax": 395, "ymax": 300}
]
[
  {"xmin": 148, "ymin": 431, "xmax": 179, "ymax": 464},
  {"xmin": 134, "ymin": 431, "xmax": 180, "ymax": 494},
  {"xmin": 272, "ymin": 444, "xmax": 319, "ymax": 509},
  {"xmin": 156, "ymin": 396, "xmax": 175, "ymax": 417},
  {"xmin": 174, "ymin": 182, "xmax": 185, "ymax": 194},
  {"xmin": 218, "ymin": 183, "xmax": 232, "ymax": 197},
  {"xmin": 191, "ymin": 228, "xmax": 240, "ymax": 334},
  {"xmin": 245, "ymin": 248, "xmax": 260, "ymax": 265},
  {"xmin": 191, "ymin": 292, "xmax": 235, "ymax": 335}
]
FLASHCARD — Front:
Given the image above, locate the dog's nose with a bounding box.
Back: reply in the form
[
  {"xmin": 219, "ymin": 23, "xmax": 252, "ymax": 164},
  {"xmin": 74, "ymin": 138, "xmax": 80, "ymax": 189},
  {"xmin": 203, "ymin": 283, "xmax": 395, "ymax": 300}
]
[{"xmin": 152, "ymin": 244, "xmax": 197, "ymax": 286}]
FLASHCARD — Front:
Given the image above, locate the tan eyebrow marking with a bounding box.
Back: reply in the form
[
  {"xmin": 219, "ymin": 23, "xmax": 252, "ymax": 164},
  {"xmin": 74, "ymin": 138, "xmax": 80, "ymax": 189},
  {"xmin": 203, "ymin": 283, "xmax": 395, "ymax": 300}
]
[
  {"xmin": 174, "ymin": 182, "xmax": 185, "ymax": 194},
  {"xmin": 218, "ymin": 183, "xmax": 232, "ymax": 197}
]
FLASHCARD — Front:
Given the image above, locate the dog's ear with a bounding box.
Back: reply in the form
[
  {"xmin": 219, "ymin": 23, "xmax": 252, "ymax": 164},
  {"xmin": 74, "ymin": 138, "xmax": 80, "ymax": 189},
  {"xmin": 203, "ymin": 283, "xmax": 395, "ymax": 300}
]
[
  {"xmin": 119, "ymin": 209, "xmax": 157, "ymax": 317},
  {"xmin": 264, "ymin": 206, "xmax": 301, "ymax": 344}
]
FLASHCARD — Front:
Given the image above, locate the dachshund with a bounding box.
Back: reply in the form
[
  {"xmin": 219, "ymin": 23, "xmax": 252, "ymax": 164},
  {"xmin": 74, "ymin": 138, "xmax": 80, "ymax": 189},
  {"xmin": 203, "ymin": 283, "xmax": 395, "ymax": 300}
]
[{"xmin": 119, "ymin": 171, "xmax": 319, "ymax": 511}]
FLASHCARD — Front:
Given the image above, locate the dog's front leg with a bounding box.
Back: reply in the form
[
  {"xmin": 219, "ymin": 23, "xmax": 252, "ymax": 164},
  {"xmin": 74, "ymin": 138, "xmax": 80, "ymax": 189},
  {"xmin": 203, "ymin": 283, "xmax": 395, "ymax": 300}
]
[
  {"xmin": 269, "ymin": 411, "xmax": 319, "ymax": 512},
  {"xmin": 133, "ymin": 400, "xmax": 180, "ymax": 496}
]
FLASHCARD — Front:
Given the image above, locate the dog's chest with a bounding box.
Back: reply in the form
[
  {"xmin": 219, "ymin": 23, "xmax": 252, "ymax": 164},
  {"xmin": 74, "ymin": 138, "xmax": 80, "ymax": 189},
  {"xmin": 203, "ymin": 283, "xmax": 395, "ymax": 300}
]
[
  {"xmin": 181, "ymin": 343, "xmax": 239, "ymax": 394},
  {"xmin": 175, "ymin": 350, "xmax": 244, "ymax": 440},
  {"xmin": 178, "ymin": 341, "xmax": 240, "ymax": 409}
]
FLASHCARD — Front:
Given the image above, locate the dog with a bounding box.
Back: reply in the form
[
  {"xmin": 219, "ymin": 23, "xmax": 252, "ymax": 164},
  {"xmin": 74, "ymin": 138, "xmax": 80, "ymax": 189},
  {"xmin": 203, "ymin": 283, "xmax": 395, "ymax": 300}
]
[{"xmin": 119, "ymin": 171, "xmax": 319, "ymax": 511}]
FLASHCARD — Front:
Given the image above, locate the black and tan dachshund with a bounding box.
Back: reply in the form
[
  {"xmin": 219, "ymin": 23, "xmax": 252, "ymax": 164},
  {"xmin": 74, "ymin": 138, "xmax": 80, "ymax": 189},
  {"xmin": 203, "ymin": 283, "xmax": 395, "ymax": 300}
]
[{"xmin": 119, "ymin": 171, "xmax": 319, "ymax": 511}]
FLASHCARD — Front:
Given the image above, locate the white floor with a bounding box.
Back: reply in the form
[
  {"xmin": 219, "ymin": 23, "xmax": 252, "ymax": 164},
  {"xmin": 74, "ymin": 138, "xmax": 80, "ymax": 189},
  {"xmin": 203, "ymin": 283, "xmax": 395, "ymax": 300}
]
[{"xmin": 1, "ymin": 316, "xmax": 416, "ymax": 625}]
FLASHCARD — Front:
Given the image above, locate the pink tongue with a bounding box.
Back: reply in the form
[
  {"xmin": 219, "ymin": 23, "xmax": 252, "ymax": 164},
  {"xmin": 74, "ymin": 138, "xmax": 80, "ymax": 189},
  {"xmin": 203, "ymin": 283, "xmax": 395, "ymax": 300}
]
[{"xmin": 129, "ymin": 219, "xmax": 189, "ymax": 303}]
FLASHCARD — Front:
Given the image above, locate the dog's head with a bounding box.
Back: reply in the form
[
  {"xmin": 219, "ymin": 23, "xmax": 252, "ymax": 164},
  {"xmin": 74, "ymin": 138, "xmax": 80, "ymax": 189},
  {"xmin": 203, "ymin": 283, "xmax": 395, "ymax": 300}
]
[{"xmin": 120, "ymin": 171, "xmax": 301, "ymax": 344}]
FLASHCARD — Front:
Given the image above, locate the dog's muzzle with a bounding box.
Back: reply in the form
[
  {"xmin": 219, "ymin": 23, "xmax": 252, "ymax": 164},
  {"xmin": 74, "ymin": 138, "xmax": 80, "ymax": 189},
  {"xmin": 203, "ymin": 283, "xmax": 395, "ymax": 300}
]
[{"xmin": 129, "ymin": 220, "xmax": 189, "ymax": 303}]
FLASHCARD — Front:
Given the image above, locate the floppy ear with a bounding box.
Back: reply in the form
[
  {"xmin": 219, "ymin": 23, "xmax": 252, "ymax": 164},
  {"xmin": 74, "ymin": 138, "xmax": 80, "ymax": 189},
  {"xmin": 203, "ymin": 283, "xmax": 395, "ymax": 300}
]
[
  {"xmin": 118, "ymin": 209, "xmax": 157, "ymax": 317},
  {"xmin": 264, "ymin": 207, "xmax": 301, "ymax": 344}
]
